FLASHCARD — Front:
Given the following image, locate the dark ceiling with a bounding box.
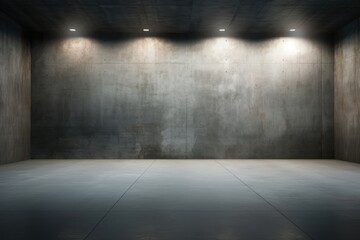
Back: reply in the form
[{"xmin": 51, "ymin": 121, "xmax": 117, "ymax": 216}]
[{"xmin": 1, "ymin": 0, "xmax": 360, "ymax": 34}]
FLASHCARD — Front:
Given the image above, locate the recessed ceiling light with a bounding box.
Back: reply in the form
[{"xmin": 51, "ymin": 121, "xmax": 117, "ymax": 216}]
[
  {"xmin": 289, "ymin": 29, "xmax": 296, "ymax": 32},
  {"xmin": 143, "ymin": 28, "xmax": 149, "ymax": 32},
  {"xmin": 69, "ymin": 28, "xmax": 76, "ymax": 32},
  {"xmin": 219, "ymin": 29, "xmax": 226, "ymax": 32}
]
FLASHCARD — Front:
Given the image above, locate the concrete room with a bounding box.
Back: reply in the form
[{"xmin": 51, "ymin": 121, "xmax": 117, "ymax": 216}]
[{"xmin": 0, "ymin": 0, "xmax": 359, "ymax": 239}]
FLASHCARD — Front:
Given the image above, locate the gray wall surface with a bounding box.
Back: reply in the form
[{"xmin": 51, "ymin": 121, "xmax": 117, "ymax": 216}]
[
  {"xmin": 31, "ymin": 34, "xmax": 334, "ymax": 159},
  {"xmin": 335, "ymin": 18, "xmax": 360, "ymax": 163},
  {"xmin": 0, "ymin": 12, "xmax": 31, "ymax": 165}
]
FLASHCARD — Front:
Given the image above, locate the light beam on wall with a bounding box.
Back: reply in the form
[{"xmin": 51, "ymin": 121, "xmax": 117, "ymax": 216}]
[{"xmin": 283, "ymin": 38, "xmax": 299, "ymax": 55}]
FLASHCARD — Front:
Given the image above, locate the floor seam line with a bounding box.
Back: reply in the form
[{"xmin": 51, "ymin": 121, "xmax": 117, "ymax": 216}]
[
  {"xmin": 215, "ymin": 160, "xmax": 315, "ymax": 240},
  {"xmin": 83, "ymin": 160, "xmax": 156, "ymax": 240}
]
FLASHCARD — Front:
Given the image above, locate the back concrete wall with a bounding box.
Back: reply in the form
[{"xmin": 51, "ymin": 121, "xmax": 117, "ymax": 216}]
[
  {"xmin": 335, "ymin": 18, "xmax": 360, "ymax": 163},
  {"xmin": 31, "ymin": 34, "xmax": 334, "ymax": 159},
  {"xmin": 0, "ymin": 12, "xmax": 31, "ymax": 165}
]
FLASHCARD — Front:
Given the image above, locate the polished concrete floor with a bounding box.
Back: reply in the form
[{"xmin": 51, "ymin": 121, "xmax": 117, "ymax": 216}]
[{"xmin": 0, "ymin": 159, "xmax": 360, "ymax": 240}]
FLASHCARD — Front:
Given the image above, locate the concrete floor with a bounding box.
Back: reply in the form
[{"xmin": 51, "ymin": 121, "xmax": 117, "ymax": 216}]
[{"xmin": 0, "ymin": 160, "xmax": 360, "ymax": 240}]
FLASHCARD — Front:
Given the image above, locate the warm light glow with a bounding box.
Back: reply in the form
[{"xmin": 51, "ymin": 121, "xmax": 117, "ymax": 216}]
[
  {"xmin": 143, "ymin": 29, "xmax": 150, "ymax": 32},
  {"xmin": 69, "ymin": 28, "xmax": 76, "ymax": 32},
  {"xmin": 283, "ymin": 38, "xmax": 299, "ymax": 55},
  {"xmin": 61, "ymin": 38, "xmax": 92, "ymax": 61},
  {"xmin": 289, "ymin": 29, "xmax": 296, "ymax": 32},
  {"xmin": 219, "ymin": 29, "xmax": 226, "ymax": 32}
]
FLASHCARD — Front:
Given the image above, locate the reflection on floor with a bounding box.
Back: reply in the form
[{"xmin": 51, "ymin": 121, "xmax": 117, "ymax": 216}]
[{"xmin": 0, "ymin": 159, "xmax": 359, "ymax": 240}]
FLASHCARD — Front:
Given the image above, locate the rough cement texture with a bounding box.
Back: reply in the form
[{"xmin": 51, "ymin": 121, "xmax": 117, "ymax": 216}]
[
  {"xmin": 335, "ymin": 18, "xmax": 360, "ymax": 163},
  {"xmin": 31, "ymin": 34, "xmax": 334, "ymax": 159},
  {"xmin": 0, "ymin": 12, "xmax": 31, "ymax": 165}
]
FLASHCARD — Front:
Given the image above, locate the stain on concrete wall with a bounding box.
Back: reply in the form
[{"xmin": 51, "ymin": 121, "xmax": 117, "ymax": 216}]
[
  {"xmin": 0, "ymin": 12, "xmax": 31, "ymax": 165},
  {"xmin": 335, "ymin": 18, "xmax": 360, "ymax": 163},
  {"xmin": 31, "ymin": 34, "xmax": 334, "ymax": 159}
]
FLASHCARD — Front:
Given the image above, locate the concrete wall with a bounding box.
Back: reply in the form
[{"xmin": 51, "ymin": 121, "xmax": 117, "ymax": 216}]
[
  {"xmin": 335, "ymin": 18, "xmax": 360, "ymax": 163},
  {"xmin": 0, "ymin": 12, "xmax": 31, "ymax": 165},
  {"xmin": 31, "ymin": 34, "xmax": 334, "ymax": 159}
]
